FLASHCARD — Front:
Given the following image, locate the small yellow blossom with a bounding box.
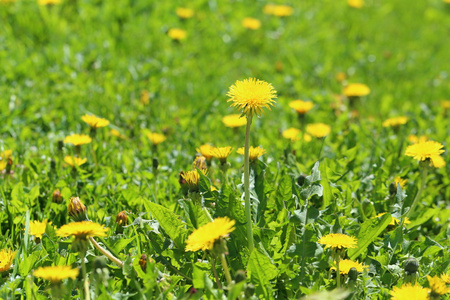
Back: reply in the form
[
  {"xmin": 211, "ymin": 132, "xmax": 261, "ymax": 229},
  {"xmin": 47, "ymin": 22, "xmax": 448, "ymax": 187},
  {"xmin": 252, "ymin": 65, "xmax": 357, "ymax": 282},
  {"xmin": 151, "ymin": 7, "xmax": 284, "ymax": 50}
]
[
  {"xmin": 0, "ymin": 150, "xmax": 12, "ymax": 171},
  {"xmin": 394, "ymin": 176, "xmax": 408, "ymax": 189},
  {"xmin": 282, "ymin": 128, "xmax": 311, "ymax": 142},
  {"xmin": 63, "ymin": 134, "xmax": 92, "ymax": 146},
  {"xmin": 237, "ymin": 146, "xmax": 266, "ymax": 162},
  {"xmin": 29, "ymin": 220, "xmax": 51, "ymax": 239},
  {"xmin": 440, "ymin": 273, "xmax": 450, "ymax": 284},
  {"xmin": 222, "ymin": 114, "xmax": 247, "ymax": 128},
  {"xmin": 185, "ymin": 217, "xmax": 235, "ymax": 251},
  {"xmin": 441, "ymin": 100, "xmax": 450, "ymax": 109},
  {"xmin": 147, "ymin": 132, "xmax": 166, "ymax": 146},
  {"xmin": 348, "ymin": 0, "xmax": 364, "ymax": 8},
  {"xmin": 408, "ymin": 135, "xmax": 427, "ymax": 144},
  {"xmin": 405, "ymin": 140, "xmax": 445, "ymax": 168},
  {"xmin": 427, "ymin": 275, "xmax": 450, "ymax": 296},
  {"xmin": 318, "ymin": 233, "xmax": 358, "ymax": 250},
  {"xmin": 176, "ymin": 7, "xmax": 194, "ymax": 19},
  {"xmin": 168, "ymin": 28, "xmax": 187, "ymax": 41},
  {"xmin": 331, "ymin": 259, "xmax": 368, "ymax": 274},
  {"xmin": 0, "ymin": 249, "xmax": 16, "ymax": 272},
  {"xmin": 38, "ymin": 0, "xmax": 61, "ymax": 5},
  {"xmin": 264, "ymin": 4, "xmax": 293, "ymax": 17},
  {"xmin": 197, "ymin": 144, "xmax": 215, "ymax": 160},
  {"xmin": 110, "ymin": 129, "xmax": 126, "ymax": 139},
  {"xmin": 289, "ymin": 100, "xmax": 314, "ymax": 114},
  {"xmin": 390, "ymin": 284, "xmax": 430, "ymax": 300},
  {"xmin": 181, "ymin": 169, "xmax": 208, "ymax": 191},
  {"xmin": 34, "ymin": 266, "xmax": 79, "ymax": 283},
  {"xmin": 57, "ymin": 221, "xmax": 108, "ymax": 239},
  {"xmin": 212, "ymin": 147, "xmax": 233, "ymax": 164},
  {"xmin": 343, "ymin": 83, "xmax": 370, "ymax": 97},
  {"xmin": 335, "ymin": 72, "xmax": 347, "ymax": 82},
  {"xmin": 374, "ymin": 213, "xmax": 411, "ymax": 226},
  {"xmin": 306, "ymin": 123, "xmax": 331, "ymax": 138},
  {"xmin": 64, "ymin": 156, "xmax": 87, "ymax": 168},
  {"xmin": 81, "ymin": 114, "xmax": 110, "ymax": 129},
  {"xmin": 242, "ymin": 17, "xmax": 261, "ymax": 30},
  {"xmin": 193, "ymin": 156, "xmax": 207, "ymax": 170},
  {"xmin": 382, "ymin": 116, "xmax": 409, "ymax": 128}
]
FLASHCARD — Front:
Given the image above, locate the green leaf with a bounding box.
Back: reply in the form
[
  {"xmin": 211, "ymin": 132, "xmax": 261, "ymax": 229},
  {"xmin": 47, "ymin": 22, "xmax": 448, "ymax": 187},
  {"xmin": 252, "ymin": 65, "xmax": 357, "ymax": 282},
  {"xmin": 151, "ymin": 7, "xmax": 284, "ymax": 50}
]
[
  {"xmin": 348, "ymin": 213, "xmax": 392, "ymax": 260},
  {"xmin": 247, "ymin": 250, "xmax": 278, "ymax": 299},
  {"xmin": 145, "ymin": 202, "xmax": 189, "ymax": 249},
  {"xmin": 275, "ymin": 173, "xmax": 293, "ymax": 210},
  {"xmin": 319, "ymin": 159, "xmax": 333, "ymax": 209},
  {"xmin": 306, "ymin": 161, "xmax": 321, "ymax": 183}
]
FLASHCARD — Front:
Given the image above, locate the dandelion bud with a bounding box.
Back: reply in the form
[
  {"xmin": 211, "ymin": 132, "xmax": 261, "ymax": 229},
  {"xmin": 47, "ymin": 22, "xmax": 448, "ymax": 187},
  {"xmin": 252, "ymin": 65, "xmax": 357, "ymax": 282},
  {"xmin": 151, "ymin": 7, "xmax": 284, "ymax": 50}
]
[
  {"xmin": 348, "ymin": 267, "xmax": 358, "ymax": 281},
  {"xmin": 234, "ymin": 270, "xmax": 246, "ymax": 283},
  {"xmin": 297, "ymin": 174, "xmax": 307, "ymax": 187},
  {"xmin": 389, "ymin": 183, "xmax": 397, "ymax": 195},
  {"xmin": 193, "ymin": 156, "xmax": 207, "ymax": 170},
  {"xmin": 139, "ymin": 254, "xmax": 147, "ymax": 272},
  {"xmin": 52, "ymin": 189, "xmax": 63, "ymax": 204},
  {"xmin": 68, "ymin": 197, "xmax": 88, "ymax": 222},
  {"xmin": 152, "ymin": 157, "xmax": 159, "ymax": 170},
  {"xmin": 404, "ymin": 257, "xmax": 419, "ymax": 275},
  {"xmin": 116, "ymin": 211, "xmax": 128, "ymax": 226}
]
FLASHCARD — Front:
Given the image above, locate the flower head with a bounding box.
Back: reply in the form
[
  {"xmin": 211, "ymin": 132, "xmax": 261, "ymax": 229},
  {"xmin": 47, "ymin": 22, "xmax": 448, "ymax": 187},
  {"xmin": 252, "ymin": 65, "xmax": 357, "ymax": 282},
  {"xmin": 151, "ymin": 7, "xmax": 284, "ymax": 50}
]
[
  {"xmin": 242, "ymin": 17, "xmax": 261, "ymax": 30},
  {"xmin": 81, "ymin": 114, "xmax": 109, "ymax": 129},
  {"xmin": 34, "ymin": 266, "xmax": 79, "ymax": 283},
  {"xmin": 181, "ymin": 169, "xmax": 208, "ymax": 192},
  {"xmin": 176, "ymin": 7, "xmax": 194, "ymax": 19},
  {"xmin": 0, "ymin": 249, "xmax": 16, "ymax": 272},
  {"xmin": 382, "ymin": 116, "xmax": 409, "ymax": 128},
  {"xmin": 185, "ymin": 217, "xmax": 236, "ymax": 251},
  {"xmin": 57, "ymin": 221, "xmax": 108, "ymax": 240},
  {"xmin": 29, "ymin": 220, "xmax": 51, "ymax": 239},
  {"xmin": 282, "ymin": 128, "xmax": 311, "ymax": 142},
  {"xmin": 408, "ymin": 135, "xmax": 427, "ymax": 144},
  {"xmin": 68, "ymin": 197, "xmax": 88, "ymax": 221},
  {"xmin": 110, "ymin": 129, "xmax": 126, "ymax": 139},
  {"xmin": 441, "ymin": 273, "xmax": 450, "ymax": 284},
  {"xmin": 38, "ymin": 0, "xmax": 61, "ymax": 5},
  {"xmin": 441, "ymin": 100, "xmax": 450, "ymax": 109},
  {"xmin": 222, "ymin": 114, "xmax": 247, "ymax": 128},
  {"xmin": 212, "ymin": 147, "xmax": 233, "ymax": 164},
  {"xmin": 374, "ymin": 213, "xmax": 410, "ymax": 226},
  {"xmin": 64, "ymin": 156, "xmax": 87, "ymax": 168},
  {"xmin": 193, "ymin": 156, "xmax": 207, "ymax": 170},
  {"xmin": 335, "ymin": 72, "xmax": 347, "ymax": 82},
  {"xmin": 405, "ymin": 140, "xmax": 445, "ymax": 168},
  {"xmin": 348, "ymin": 0, "xmax": 364, "ymax": 8},
  {"xmin": 0, "ymin": 150, "xmax": 12, "ymax": 171},
  {"xmin": 196, "ymin": 144, "xmax": 215, "ymax": 160},
  {"xmin": 394, "ymin": 176, "xmax": 408, "ymax": 189},
  {"xmin": 427, "ymin": 275, "xmax": 450, "ymax": 296},
  {"xmin": 147, "ymin": 132, "xmax": 166, "ymax": 146},
  {"xmin": 227, "ymin": 78, "xmax": 277, "ymax": 117},
  {"xmin": 116, "ymin": 211, "xmax": 128, "ymax": 226},
  {"xmin": 168, "ymin": 28, "xmax": 187, "ymax": 41},
  {"xmin": 63, "ymin": 134, "xmax": 92, "ymax": 146},
  {"xmin": 390, "ymin": 284, "xmax": 430, "ymax": 300},
  {"xmin": 237, "ymin": 146, "xmax": 266, "ymax": 162},
  {"xmin": 306, "ymin": 123, "xmax": 331, "ymax": 138},
  {"xmin": 289, "ymin": 100, "xmax": 314, "ymax": 114},
  {"xmin": 264, "ymin": 4, "xmax": 293, "ymax": 17},
  {"xmin": 331, "ymin": 259, "xmax": 368, "ymax": 274},
  {"xmin": 318, "ymin": 233, "xmax": 358, "ymax": 250},
  {"xmin": 343, "ymin": 83, "xmax": 370, "ymax": 97}
]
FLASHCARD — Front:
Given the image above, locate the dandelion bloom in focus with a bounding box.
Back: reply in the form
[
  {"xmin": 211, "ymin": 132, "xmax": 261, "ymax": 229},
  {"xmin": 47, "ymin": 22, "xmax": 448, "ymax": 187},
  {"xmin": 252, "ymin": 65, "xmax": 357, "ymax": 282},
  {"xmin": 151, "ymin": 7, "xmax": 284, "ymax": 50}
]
[
  {"xmin": 181, "ymin": 169, "xmax": 208, "ymax": 191},
  {"xmin": 306, "ymin": 123, "xmax": 331, "ymax": 138},
  {"xmin": 318, "ymin": 233, "xmax": 358, "ymax": 250},
  {"xmin": 348, "ymin": 0, "xmax": 364, "ymax": 8},
  {"xmin": 382, "ymin": 116, "xmax": 408, "ymax": 128},
  {"xmin": 176, "ymin": 7, "xmax": 194, "ymax": 19},
  {"xmin": 390, "ymin": 284, "xmax": 430, "ymax": 300},
  {"xmin": 0, "ymin": 249, "xmax": 16, "ymax": 272},
  {"xmin": 197, "ymin": 144, "xmax": 215, "ymax": 160},
  {"xmin": 57, "ymin": 221, "xmax": 108, "ymax": 239},
  {"xmin": 289, "ymin": 100, "xmax": 314, "ymax": 115},
  {"xmin": 34, "ymin": 266, "xmax": 79, "ymax": 283},
  {"xmin": 168, "ymin": 28, "xmax": 187, "ymax": 41},
  {"xmin": 343, "ymin": 83, "xmax": 370, "ymax": 97},
  {"xmin": 212, "ymin": 147, "xmax": 233, "ymax": 164},
  {"xmin": 222, "ymin": 114, "xmax": 247, "ymax": 128},
  {"xmin": 374, "ymin": 213, "xmax": 410, "ymax": 226},
  {"xmin": 63, "ymin": 134, "xmax": 92, "ymax": 146},
  {"xmin": 237, "ymin": 146, "xmax": 266, "ymax": 162},
  {"xmin": 147, "ymin": 132, "xmax": 166, "ymax": 146},
  {"xmin": 185, "ymin": 217, "xmax": 235, "ymax": 251},
  {"xmin": 29, "ymin": 220, "xmax": 51, "ymax": 239},
  {"xmin": 427, "ymin": 275, "xmax": 450, "ymax": 296},
  {"xmin": 242, "ymin": 17, "xmax": 261, "ymax": 30},
  {"xmin": 408, "ymin": 135, "xmax": 427, "ymax": 144},
  {"xmin": 331, "ymin": 259, "xmax": 368, "ymax": 274},
  {"xmin": 394, "ymin": 176, "xmax": 408, "ymax": 189},
  {"xmin": 81, "ymin": 114, "xmax": 110, "ymax": 129},
  {"xmin": 227, "ymin": 78, "xmax": 277, "ymax": 117},
  {"xmin": 64, "ymin": 156, "xmax": 87, "ymax": 168},
  {"xmin": 405, "ymin": 140, "xmax": 445, "ymax": 168}
]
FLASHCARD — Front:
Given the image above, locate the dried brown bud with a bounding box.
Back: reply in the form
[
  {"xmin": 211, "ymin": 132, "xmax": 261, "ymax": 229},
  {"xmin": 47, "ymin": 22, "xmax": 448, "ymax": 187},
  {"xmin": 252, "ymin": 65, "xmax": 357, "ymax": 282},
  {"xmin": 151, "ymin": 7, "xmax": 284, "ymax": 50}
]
[
  {"xmin": 139, "ymin": 254, "xmax": 147, "ymax": 272},
  {"xmin": 52, "ymin": 189, "xmax": 63, "ymax": 203},
  {"xmin": 116, "ymin": 211, "xmax": 128, "ymax": 226}
]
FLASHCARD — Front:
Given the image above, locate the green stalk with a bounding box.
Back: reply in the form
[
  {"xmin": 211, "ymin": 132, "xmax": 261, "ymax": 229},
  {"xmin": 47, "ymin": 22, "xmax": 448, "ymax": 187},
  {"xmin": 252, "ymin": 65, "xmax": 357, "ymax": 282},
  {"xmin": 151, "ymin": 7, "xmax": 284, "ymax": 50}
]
[
  {"xmin": 80, "ymin": 250, "xmax": 90, "ymax": 300},
  {"xmin": 244, "ymin": 115, "xmax": 255, "ymax": 253},
  {"xmin": 220, "ymin": 253, "xmax": 232, "ymax": 287},
  {"xmin": 336, "ymin": 256, "xmax": 340, "ymax": 289},
  {"xmin": 404, "ymin": 163, "xmax": 428, "ymax": 220},
  {"xmin": 89, "ymin": 237, "xmax": 124, "ymax": 267}
]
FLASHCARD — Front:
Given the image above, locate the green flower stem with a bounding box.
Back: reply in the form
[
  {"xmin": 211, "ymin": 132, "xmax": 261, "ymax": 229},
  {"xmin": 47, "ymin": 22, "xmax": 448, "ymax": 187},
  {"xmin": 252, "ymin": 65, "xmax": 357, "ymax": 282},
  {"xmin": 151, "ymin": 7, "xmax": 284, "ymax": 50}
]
[
  {"xmin": 89, "ymin": 237, "xmax": 124, "ymax": 267},
  {"xmin": 244, "ymin": 115, "xmax": 255, "ymax": 253},
  {"xmin": 336, "ymin": 256, "xmax": 341, "ymax": 289},
  {"xmin": 404, "ymin": 163, "xmax": 428, "ymax": 220},
  {"xmin": 80, "ymin": 250, "xmax": 90, "ymax": 300},
  {"xmin": 210, "ymin": 255, "xmax": 222, "ymax": 290},
  {"xmin": 220, "ymin": 253, "xmax": 232, "ymax": 287}
]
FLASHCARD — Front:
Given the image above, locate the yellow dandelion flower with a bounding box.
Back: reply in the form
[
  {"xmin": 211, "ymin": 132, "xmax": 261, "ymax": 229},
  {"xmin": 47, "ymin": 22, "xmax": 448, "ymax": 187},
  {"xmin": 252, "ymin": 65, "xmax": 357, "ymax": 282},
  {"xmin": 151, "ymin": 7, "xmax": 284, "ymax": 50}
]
[
  {"xmin": 405, "ymin": 140, "xmax": 445, "ymax": 168},
  {"xmin": 374, "ymin": 213, "xmax": 411, "ymax": 226},
  {"xmin": 390, "ymin": 284, "xmax": 430, "ymax": 300},
  {"xmin": 181, "ymin": 169, "xmax": 208, "ymax": 191},
  {"xmin": 394, "ymin": 176, "xmax": 408, "ymax": 189},
  {"xmin": 64, "ymin": 156, "xmax": 87, "ymax": 168},
  {"xmin": 57, "ymin": 221, "xmax": 108, "ymax": 240},
  {"xmin": 289, "ymin": 100, "xmax": 314, "ymax": 114},
  {"xmin": 197, "ymin": 144, "xmax": 215, "ymax": 160},
  {"xmin": 185, "ymin": 217, "xmax": 236, "ymax": 251},
  {"xmin": 263, "ymin": 4, "xmax": 276, "ymax": 15},
  {"xmin": 81, "ymin": 114, "xmax": 110, "ymax": 129},
  {"xmin": 440, "ymin": 273, "xmax": 450, "ymax": 284},
  {"xmin": 343, "ymin": 83, "xmax": 370, "ymax": 97},
  {"xmin": 445, "ymin": 0, "xmax": 450, "ymax": 4},
  {"xmin": 147, "ymin": 132, "xmax": 166, "ymax": 146},
  {"xmin": 227, "ymin": 78, "xmax": 277, "ymax": 117},
  {"xmin": 222, "ymin": 114, "xmax": 247, "ymax": 128},
  {"xmin": 0, "ymin": 150, "xmax": 12, "ymax": 171},
  {"xmin": 29, "ymin": 220, "xmax": 51, "ymax": 239},
  {"xmin": 0, "ymin": 0, "xmax": 16, "ymax": 4},
  {"xmin": 38, "ymin": 0, "xmax": 61, "ymax": 5},
  {"xmin": 318, "ymin": 233, "xmax": 358, "ymax": 250},
  {"xmin": 168, "ymin": 28, "xmax": 187, "ymax": 41},
  {"xmin": 382, "ymin": 116, "xmax": 409, "ymax": 128},
  {"xmin": 140, "ymin": 89, "xmax": 150, "ymax": 105},
  {"xmin": 331, "ymin": 259, "xmax": 368, "ymax": 274},
  {"xmin": 212, "ymin": 147, "xmax": 233, "ymax": 164},
  {"xmin": 237, "ymin": 146, "xmax": 266, "ymax": 162},
  {"xmin": 335, "ymin": 72, "xmax": 347, "ymax": 82},
  {"xmin": 193, "ymin": 156, "xmax": 207, "ymax": 170},
  {"xmin": 306, "ymin": 123, "xmax": 331, "ymax": 138},
  {"xmin": 282, "ymin": 128, "xmax": 312, "ymax": 142},
  {"xmin": 428, "ymin": 275, "xmax": 450, "ymax": 296},
  {"xmin": 0, "ymin": 249, "xmax": 16, "ymax": 272},
  {"xmin": 176, "ymin": 7, "xmax": 194, "ymax": 19},
  {"xmin": 110, "ymin": 129, "xmax": 126, "ymax": 139},
  {"xmin": 348, "ymin": 0, "xmax": 364, "ymax": 8},
  {"xmin": 63, "ymin": 134, "xmax": 92, "ymax": 146},
  {"xmin": 441, "ymin": 100, "xmax": 450, "ymax": 109},
  {"xmin": 242, "ymin": 17, "xmax": 261, "ymax": 30},
  {"xmin": 408, "ymin": 135, "xmax": 428, "ymax": 144},
  {"xmin": 270, "ymin": 5, "xmax": 293, "ymax": 17},
  {"xmin": 34, "ymin": 266, "xmax": 79, "ymax": 283}
]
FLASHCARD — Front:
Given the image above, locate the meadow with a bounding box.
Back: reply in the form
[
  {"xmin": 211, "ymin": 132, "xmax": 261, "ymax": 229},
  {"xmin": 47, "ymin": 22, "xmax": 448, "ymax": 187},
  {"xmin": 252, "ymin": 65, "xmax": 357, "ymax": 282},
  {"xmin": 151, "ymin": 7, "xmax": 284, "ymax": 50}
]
[{"xmin": 0, "ymin": 0, "xmax": 450, "ymax": 299}]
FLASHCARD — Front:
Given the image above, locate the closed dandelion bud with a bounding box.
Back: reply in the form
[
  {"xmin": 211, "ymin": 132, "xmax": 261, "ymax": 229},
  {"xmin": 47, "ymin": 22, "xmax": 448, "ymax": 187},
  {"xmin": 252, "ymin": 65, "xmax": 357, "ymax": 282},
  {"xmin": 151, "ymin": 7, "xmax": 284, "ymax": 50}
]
[
  {"xmin": 152, "ymin": 157, "xmax": 159, "ymax": 170},
  {"xmin": 234, "ymin": 270, "xmax": 246, "ymax": 283},
  {"xmin": 139, "ymin": 254, "xmax": 147, "ymax": 272},
  {"xmin": 362, "ymin": 198, "xmax": 375, "ymax": 218},
  {"xmin": 297, "ymin": 174, "xmax": 307, "ymax": 187},
  {"xmin": 193, "ymin": 156, "xmax": 207, "ymax": 170},
  {"xmin": 404, "ymin": 257, "xmax": 419, "ymax": 275},
  {"xmin": 245, "ymin": 284, "xmax": 256, "ymax": 298},
  {"xmin": 116, "ymin": 211, "xmax": 127, "ymax": 226},
  {"xmin": 68, "ymin": 197, "xmax": 88, "ymax": 221},
  {"xmin": 389, "ymin": 183, "xmax": 397, "ymax": 195},
  {"xmin": 348, "ymin": 267, "xmax": 358, "ymax": 281},
  {"xmin": 52, "ymin": 189, "xmax": 63, "ymax": 203}
]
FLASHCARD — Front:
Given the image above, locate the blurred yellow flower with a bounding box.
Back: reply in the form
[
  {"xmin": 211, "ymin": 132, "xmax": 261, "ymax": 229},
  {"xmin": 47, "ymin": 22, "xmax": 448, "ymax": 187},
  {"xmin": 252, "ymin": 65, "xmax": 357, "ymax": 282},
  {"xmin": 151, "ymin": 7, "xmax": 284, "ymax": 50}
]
[
  {"xmin": 427, "ymin": 275, "xmax": 450, "ymax": 296},
  {"xmin": 176, "ymin": 7, "xmax": 194, "ymax": 19},
  {"xmin": 0, "ymin": 249, "xmax": 16, "ymax": 272},
  {"xmin": 38, "ymin": 0, "xmax": 61, "ymax": 5},
  {"xmin": 394, "ymin": 176, "xmax": 408, "ymax": 189},
  {"xmin": 147, "ymin": 132, "xmax": 166, "ymax": 145},
  {"xmin": 63, "ymin": 134, "xmax": 92, "ymax": 146},
  {"xmin": 110, "ymin": 129, "xmax": 126, "ymax": 139},
  {"xmin": 81, "ymin": 114, "xmax": 110, "ymax": 129},
  {"xmin": 289, "ymin": 100, "xmax": 314, "ymax": 114},
  {"xmin": 283, "ymin": 128, "xmax": 311, "ymax": 142},
  {"xmin": 227, "ymin": 78, "xmax": 277, "ymax": 117},
  {"xmin": 331, "ymin": 259, "xmax": 368, "ymax": 274},
  {"xmin": 64, "ymin": 156, "xmax": 87, "ymax": 168},
  {"xmin": 237, "ymin": 146, "xmax": 266, "ymax": 162},
  {"xmin": 222, "ymin": 114, "xmax": 247, "ymax": 128},
  {"xmin": 335, "ymin": 72, "xmax": 347, "ymax": 82},
  {"xmin": 441, "ymin": 100, "xmax": 450, "ymax": 108},
  {"xmin": 242, "ymin": 17, "xmax": 261, "ymax": 30},
  {"xmin": 348, "ymin": 0, "xmax": 364, "ymax": 8},
  {"xmin": 0, "ymin": 150, "xmax": 12, "ymax": 171},
  {"xmin": 264, "ymin": 4, "xmax": 293, "ymax": 17},
  {"xmin": 197, "ymin": 144, "xmax": 215, "ymax": 160},
  {"xmin": 193, "ymin": 156, "xmax": 207, "ymax": 170},
  {"xmin": 441, "ymin": 273, "xmax": 450, "ymax": 284},
  {"xmin": 212, "ymin": 147, "xmax": 234, "ymax": 164},
  {"xmin": 405, "ymin": 140, "xmax": 445, "ymax": 168},
  {"xmin": 408, "ymin": 135, "xmax": 427, "ymax": 144},
  {"xmin": 382, "ymin": 116, "xmax": 408, "ymax": 128},
  {"xmin": 34, "ymin": 266, "xmax": 79, "ymax": 283},
  {"xmin": 318, "ymin": 233, "xmax": 358, "ymax": 250},
  {"xmin": 390, "ymin": 284, "xmax": 430, "ymax": 300},
  {"xmin": 168, "ymin": 28, "xmax": 187, "ymax": 41},
  {"xmin": 343, "ymin": 83, "xmax": 370, "ymax": 97},
  {"xmin": 29, "ymin": 220, "xmax": 51, "ymax": 239},
  {"xmin": 57, "ymin": 221, "xmax": 108, "ymax": 239},
  {"xmin": 181, "ymin": 169, "xmax": 208, "ymax": 191},
  {"xmin": 140, "ymin": 90, "xmax": 150, "ymax": 105},
  {"xmin": 306, "ymin": 123, "xmax": 331, "ymax": 138},
  {"xmin": 374, "ymin": 213, "xmax": 410, "ymax": 226},
  {"xmin": 185, "ymin": 217, "xmax": 235, "ymax": 251}
]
